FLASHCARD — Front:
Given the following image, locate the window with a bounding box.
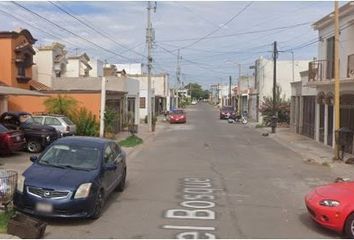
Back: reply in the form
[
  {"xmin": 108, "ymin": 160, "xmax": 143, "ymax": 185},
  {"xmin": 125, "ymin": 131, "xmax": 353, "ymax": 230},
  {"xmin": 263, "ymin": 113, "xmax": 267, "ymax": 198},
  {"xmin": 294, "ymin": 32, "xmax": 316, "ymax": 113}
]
[
  {"xmin": 44, "ymin": 117, "xmax": 62, "ymax": 126},
  {"xmin": 104, "ymin": 145, "xmax": 115, "ymax": 163},
  {"xmin": 17, "ymin": 63, "xmax": 25, "ymax": 77},
  {"xmin": 326, "ymin": 36, "xmax": 335, "ymax": 79},
  {"xmin": 110, "ymin": 142, "xmax": 121, "ymax": 156},
  {"xmin": 348, "ymin": 54, "xmax": 354, "ymax": 78},
  {"xmin": 32, "ymin": 117, "xmax": 44, "ymax": 124},
  {"xmin": 0, "ymin": 124, "xmax": 8, "ymax": 133},
  {"xmin": 140, "ymin": 97, "xmax": 146, "ymax": 109},
  {"xmin": 62, "ymin": 117, "xmax": 74, "ymax": 125}
]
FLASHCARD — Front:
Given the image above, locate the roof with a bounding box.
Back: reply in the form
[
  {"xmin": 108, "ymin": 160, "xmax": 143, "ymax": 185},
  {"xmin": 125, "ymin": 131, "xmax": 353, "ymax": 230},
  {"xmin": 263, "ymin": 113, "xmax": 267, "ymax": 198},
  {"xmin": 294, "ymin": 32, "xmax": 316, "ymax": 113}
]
[
  {"xmin": 29, "ymin": 80, "xmax": 51, "ymax": 91},
  {"xmin": 54, "ymin": 136, "xmax": 110, "ymax": 148},
  {"xmin": 313, "ymin": 1, "xmax": 354, "ymax": 30},
  {"xmin": 0, "ymin": 29, "xmax": 37, "ymax": 44},
  {"xmin": 38, "ymin": 42, "xmax": 65, "ymax": 51},
  {"xmin": 0, "ymin": 86, "xmax": 46, "ymax": 96}
]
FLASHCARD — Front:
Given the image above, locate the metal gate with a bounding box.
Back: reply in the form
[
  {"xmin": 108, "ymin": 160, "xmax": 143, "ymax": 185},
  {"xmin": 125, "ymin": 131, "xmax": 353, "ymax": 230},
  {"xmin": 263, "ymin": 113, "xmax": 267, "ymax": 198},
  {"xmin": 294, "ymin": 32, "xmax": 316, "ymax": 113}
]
[{"xmin": 302, "ymin": 96, "xmax": 316, "ymax": 139}]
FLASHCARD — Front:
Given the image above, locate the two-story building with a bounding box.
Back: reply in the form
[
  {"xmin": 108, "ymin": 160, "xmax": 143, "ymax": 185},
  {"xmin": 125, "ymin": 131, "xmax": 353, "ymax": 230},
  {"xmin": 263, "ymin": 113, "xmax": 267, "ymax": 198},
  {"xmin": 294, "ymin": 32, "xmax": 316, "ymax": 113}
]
[
  {"xmin": 302, "ymin": 1, "xmax": 354, "ymax": 153},
  {"xmin": 0, "ymin": 29, "xmax": 47, "ymax": 113},
  {"xmin": 66, "ymin": 53, "xmax": 92, "ymax": 77}
]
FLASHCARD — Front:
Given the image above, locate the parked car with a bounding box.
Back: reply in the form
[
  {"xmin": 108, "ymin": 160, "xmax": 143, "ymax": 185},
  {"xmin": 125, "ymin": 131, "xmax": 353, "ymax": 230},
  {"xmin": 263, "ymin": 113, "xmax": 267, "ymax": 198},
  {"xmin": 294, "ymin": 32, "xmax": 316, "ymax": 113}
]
[
  {"xmin": 32, "ymin": 114, "xmax": 76, "ymax": 136},
  {"xmin": 169, "ymin": 109, "xmax": 186, "ymax": 124},
  {"xmin": 0, "ymin": 123, "xmax": 26, "ymax": 155},
  {"xmin": 191, "ymin": 100, "xmax": 198, "ymax": 105},
  {"xmin": 305, "ymin": 180, "xmax": 354, "ymax": 238},
  {"xmin": 0, "ymin": 112, "xmax": 59, "ymax": 153},
  {"xmin": 219, "ymin": 106, "xmax": 235, "ymax": 119},
  {"xmin": 14, "ymin": 136, "xmax": 127, "ymax": 219}
]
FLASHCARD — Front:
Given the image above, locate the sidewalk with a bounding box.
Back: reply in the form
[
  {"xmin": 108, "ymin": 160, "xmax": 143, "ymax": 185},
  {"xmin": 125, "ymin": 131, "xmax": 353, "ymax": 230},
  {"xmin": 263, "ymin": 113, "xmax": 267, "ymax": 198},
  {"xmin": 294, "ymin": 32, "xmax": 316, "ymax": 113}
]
[{"xmin": 251, "ymin": 124, "xmax": 354, "ymax": 178}]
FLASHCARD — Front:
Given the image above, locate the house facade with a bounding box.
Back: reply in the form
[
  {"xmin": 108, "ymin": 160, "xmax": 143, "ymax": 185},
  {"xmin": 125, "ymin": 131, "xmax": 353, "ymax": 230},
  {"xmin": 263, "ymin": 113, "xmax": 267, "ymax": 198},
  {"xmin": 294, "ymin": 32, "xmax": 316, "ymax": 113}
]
[
  {"xmin": 253, "ymin": 57, "xmax": 310, "ymax": 123},
  {"xmin": 32, "ymin": 42, "xmax": 67, "ymax": 87},
  {"xmin": 66, "ymin": 53, "xmax": 92, "ymax": 77},
  {"xmin": 128, "ymin": 73, "xmax": 170, "ymax": 119},
  {"xmin": 303, "ymin": 2, "xmax": 354, "ymax": 153}
]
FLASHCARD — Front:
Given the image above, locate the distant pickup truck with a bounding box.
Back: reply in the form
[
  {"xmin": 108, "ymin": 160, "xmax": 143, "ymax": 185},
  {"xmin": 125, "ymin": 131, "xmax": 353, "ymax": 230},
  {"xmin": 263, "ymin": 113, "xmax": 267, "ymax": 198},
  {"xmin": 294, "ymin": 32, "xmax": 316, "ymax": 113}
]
[{"xmin": 0, "ymin": 112, "xmax": 60, "ymax": 153}]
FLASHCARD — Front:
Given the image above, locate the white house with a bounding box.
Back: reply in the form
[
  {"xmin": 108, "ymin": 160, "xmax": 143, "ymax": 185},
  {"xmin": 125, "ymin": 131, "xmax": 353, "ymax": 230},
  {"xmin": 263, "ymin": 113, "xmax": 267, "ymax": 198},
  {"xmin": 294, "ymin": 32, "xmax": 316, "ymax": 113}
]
[
  {"xmin": 116, "ymin": 63, "xmax": 144, "ymax": 75},
  {"xmin": 304, "ymin": 1, "xmax": 354, "ymax": 153},
  {"xmin": 127, "ymin": 73, "xmax": 170, "ymax": 119},
  {"xmin": 33, "ymin": 42, "xmax": 67, "ymax": 87},
  {"xmin": 66, "ymin": 53, "xmax": 92, "ymax": 77},
  {"xmin": 89, "ymin": 58, "xmax": 104, "ymax": 77},
  {"xmin": 253, "ymin": 57, "xmax": 310, "ymax": 123}
]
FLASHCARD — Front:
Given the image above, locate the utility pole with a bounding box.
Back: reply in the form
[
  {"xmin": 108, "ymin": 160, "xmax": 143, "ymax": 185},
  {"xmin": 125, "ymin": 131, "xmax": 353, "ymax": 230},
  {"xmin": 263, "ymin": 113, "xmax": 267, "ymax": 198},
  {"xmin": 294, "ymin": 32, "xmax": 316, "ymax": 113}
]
[
  {"xmin": 176, "ymin": 49, "xmax": 181, "ymax": 108},
  {"xmin": 334, "ymin": 0, "xmax": 340, "ymax": 159},
  {"xmin": 99, "ymin": 77, "xmax": 107, "ymax": 138},
  {"xmin": 272, "ymin": 41, "xmax": 278, "ymax": 134},
  {"xmin": 217, "ymin": 83, "xmax": 220, "ymax": 105},
  {"xmin": 237, "ymin": 64, "xmax": 241, "ymax": 113},
  {"xmin": 229, "ymin": 76, "xmax": 232, "ymax": 106},
  {"xmin": 146, "ymin": 1, "xmax": 155, "ymax": 132}
]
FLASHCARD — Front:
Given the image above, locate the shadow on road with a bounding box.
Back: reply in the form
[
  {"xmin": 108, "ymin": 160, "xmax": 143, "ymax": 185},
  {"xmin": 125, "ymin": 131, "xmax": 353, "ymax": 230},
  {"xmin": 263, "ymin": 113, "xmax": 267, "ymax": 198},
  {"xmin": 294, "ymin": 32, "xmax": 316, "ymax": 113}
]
[{"xmin": 298, "ymin": 212, "xmax": 341, "ymax": 238}]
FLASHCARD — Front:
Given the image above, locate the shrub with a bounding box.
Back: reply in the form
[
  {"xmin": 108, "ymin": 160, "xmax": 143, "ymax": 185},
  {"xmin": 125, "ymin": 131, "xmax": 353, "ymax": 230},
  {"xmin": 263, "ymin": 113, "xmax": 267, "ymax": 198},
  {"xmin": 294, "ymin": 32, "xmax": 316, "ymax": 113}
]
[
  {"xmin": 259, "ymin": 86, "xmax": 290, "ymax": 126},
  {"xmin": 104, "ymin": 107, "xmax": 119, "ymax": 135},
  {"xmin": 71, "ymin": 107, "xmax": 99, "ymax": 136},
  {"xmin": 44, "ymin": 95, "xmax": 78, "ymax": 117}
]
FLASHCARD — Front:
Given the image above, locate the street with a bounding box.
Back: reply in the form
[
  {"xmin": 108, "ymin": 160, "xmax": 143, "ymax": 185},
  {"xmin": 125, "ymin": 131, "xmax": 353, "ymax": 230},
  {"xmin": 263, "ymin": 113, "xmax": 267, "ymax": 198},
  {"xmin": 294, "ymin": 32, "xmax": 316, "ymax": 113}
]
[{"xmin": 44, "ymin": 103, "xmax": 340, "ymax": 238}]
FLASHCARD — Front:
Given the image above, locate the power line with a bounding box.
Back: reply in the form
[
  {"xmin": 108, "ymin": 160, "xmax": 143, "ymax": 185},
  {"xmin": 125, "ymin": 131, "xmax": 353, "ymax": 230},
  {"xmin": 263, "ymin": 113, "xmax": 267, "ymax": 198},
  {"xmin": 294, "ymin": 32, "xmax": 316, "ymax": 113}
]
[
  {"xmin": 159, "ymin": 21, "xmax": 311, "ymax": 43},
  {"xmin": 49, "ymin": 1, "xmax": 147, "ymax": 59},
  {"xmin": 12, "ymin": 1, "xmax": 136, "ymax": 62},
  {"xmin": 179, "ymin": 1, "xmax": 254, "ymax": 50}
]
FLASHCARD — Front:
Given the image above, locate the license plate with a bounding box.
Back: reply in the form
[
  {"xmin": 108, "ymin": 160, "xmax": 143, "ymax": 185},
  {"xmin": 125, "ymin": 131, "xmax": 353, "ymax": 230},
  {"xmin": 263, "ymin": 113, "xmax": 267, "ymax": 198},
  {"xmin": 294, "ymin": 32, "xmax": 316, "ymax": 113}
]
[{"xmin": 36, "ymin": 202, "xmax": 53, "ymax": 213}]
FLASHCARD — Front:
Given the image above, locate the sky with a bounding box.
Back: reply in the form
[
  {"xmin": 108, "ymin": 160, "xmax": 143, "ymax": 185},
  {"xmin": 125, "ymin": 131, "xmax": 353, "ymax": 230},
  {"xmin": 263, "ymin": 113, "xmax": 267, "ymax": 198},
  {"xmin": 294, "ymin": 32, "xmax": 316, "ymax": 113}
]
[{"xmin": 0, "ymin": 1, "xmax": 343, "ymax": 89}]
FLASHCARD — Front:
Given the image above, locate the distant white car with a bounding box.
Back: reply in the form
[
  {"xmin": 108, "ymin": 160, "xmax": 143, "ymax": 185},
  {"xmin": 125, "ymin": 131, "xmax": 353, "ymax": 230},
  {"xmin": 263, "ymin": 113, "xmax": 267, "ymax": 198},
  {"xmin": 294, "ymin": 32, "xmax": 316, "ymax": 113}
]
[{"xmin": 191, "ymin": 100, "xmax": 197, "ymax": 105}]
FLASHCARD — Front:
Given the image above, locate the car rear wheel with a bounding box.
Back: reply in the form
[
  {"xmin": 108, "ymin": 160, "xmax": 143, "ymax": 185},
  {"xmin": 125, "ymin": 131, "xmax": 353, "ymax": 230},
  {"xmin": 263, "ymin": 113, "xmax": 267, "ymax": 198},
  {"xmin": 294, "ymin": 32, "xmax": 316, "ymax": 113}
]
[
  {"xmin": 116, "ymin": 168, "xmax": 126, "ymax": 192},
  {"xmin": 344, "ymin": 213, "xmax": 354, "ymax": 238},
  {"xmin": 27, "ymin": 140, "xmax": 42, "ymax": 153},
  {"xmin": 91, "ymin": 190, "xmax": 105, "ymax": 219}
]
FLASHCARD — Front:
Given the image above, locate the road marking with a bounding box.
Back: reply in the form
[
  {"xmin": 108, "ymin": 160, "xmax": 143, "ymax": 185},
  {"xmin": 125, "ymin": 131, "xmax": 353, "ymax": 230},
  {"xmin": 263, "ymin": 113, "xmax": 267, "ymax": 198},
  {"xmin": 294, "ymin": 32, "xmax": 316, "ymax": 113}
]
[
  {"xmin": 163, "ymin": 177, "xmax": 220, "ymax": 238},
  {"xmin": 163, "ymin": 225, "xmax": 216, "ymax": 231}
]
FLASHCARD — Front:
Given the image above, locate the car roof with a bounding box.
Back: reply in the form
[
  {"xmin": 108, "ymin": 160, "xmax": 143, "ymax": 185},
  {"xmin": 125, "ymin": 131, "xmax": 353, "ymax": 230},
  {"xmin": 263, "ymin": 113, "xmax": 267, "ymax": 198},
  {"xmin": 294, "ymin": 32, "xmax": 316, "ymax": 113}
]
[
  {"xmin": 1, "ymin": 112, "xmax": 31, "ymax": 117},
  {"xmin": 54, "ymin": 136, "xmax": 111, "ymax": 148}
]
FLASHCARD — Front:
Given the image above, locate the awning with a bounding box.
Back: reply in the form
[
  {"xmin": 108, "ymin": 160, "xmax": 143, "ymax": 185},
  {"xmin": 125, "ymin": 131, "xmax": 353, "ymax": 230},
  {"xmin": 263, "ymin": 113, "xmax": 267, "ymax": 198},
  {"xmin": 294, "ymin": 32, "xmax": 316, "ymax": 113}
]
[{"xmin": 0, "ymin": 86, "xmax": 46, "ymax": 96}]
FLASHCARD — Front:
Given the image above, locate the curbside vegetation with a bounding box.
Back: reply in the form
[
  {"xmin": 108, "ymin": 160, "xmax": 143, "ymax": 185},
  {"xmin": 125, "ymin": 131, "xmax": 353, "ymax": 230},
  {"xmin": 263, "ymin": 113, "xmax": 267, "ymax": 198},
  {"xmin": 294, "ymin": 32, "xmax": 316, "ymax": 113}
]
[{"xmin": 119, "ymin": 135, "xmax": 143, "ymax": 148}]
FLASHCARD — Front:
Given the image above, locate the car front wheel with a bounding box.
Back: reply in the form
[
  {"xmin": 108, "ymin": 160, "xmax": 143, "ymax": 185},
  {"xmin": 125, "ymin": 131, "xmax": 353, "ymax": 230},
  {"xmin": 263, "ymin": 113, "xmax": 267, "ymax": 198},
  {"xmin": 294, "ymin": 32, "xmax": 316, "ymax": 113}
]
[
  {"xmin": 26, "ymin": 140, "xmax": 42, "ymax": 153},
  {"xmin": 91, "ymin": 190, "xmax": 105, "ymax": 219},
  {"xmin": 344, "ymin": 213, "xmax": 354, "ymax": 238}
]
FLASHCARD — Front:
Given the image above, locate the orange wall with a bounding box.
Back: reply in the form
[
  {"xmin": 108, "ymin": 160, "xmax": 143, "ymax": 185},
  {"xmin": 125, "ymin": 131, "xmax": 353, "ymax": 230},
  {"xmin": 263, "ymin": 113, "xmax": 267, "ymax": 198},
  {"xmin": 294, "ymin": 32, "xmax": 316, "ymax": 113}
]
[
  {"xmin": 0, "ymin": 38, "xmax": 13, "ymax": 87},
  {"xmin": 0, "ymin": 34, "xmax": 34, "ymax": 89},
  {"xmin": 8, "ymin": 93, "xmax": 101, "ymax": 118}
]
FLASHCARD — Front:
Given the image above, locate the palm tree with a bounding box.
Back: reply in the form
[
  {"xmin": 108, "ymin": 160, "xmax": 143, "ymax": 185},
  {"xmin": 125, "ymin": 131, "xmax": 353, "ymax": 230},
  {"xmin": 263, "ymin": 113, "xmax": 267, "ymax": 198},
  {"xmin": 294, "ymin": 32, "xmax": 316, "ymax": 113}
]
[{"xmin": 44, "ymin": 95, "xmax": 78, "ymax": 116}]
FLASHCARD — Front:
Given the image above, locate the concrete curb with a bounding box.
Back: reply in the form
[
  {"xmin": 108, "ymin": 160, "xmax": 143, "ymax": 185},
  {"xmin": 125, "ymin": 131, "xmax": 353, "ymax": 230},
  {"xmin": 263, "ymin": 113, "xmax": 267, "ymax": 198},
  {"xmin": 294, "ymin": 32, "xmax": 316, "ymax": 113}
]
[{"xmin": 0, "ymin": 233, "xmax": 19, "ymax": 239}]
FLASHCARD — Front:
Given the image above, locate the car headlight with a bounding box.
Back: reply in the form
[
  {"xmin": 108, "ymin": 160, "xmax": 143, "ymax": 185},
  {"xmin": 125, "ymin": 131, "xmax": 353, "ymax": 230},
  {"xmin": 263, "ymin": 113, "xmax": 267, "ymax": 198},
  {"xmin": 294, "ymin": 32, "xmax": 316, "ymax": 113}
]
[
  {"xmin": 17, "ymin": 175, "xmax": 25, "ymax": 193},
  {"xmin": 74, "ymin": 183, "xmax": 92, "ymax": 199},
  {"xmin": 319, "ymin": 199, "xmax": 340, "ymax": 207},
  {"xmin": 46, "ymin": 136, "xmax": 50, "ymax": 141}
]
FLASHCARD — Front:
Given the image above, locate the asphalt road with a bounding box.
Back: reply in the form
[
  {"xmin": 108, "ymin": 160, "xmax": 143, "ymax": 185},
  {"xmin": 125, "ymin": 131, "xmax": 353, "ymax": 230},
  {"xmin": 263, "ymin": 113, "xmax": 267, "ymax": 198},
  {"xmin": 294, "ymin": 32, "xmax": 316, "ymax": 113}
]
[{"xmin": 45, "ymin": 103, "xmax": 341, "ymax": 239}]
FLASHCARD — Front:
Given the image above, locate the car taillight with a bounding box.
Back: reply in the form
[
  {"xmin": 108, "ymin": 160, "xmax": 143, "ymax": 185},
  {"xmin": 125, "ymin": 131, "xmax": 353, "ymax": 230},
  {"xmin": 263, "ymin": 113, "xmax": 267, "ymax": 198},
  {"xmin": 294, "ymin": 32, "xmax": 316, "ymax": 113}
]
[{"xmin": 66, "ymin": 126, "xmax": 70, "ymax": 132}]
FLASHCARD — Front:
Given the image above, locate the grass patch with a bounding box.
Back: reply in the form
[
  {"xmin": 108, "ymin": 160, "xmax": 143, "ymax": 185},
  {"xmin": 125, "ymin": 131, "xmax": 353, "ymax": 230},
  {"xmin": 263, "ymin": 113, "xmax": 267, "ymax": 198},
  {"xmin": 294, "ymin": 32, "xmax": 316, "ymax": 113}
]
[
  {"xmin": 0, "ymin": 209, "xmax": 15, "ymax": 233},
  {"xmin": 119, "ymin": 135, "xmax": 143, "ymax": 148}
]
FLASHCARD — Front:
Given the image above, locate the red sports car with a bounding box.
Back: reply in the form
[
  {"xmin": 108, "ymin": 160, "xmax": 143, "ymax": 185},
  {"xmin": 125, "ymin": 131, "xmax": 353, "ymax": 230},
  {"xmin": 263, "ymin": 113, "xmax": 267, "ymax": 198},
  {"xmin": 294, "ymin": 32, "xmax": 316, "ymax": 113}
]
[
  {"xmin": 305, "ymin": 180, "xmax": 354, "ymax": 238},
  {"xmin": 0, "ymin": 123, "xmax": 26, "ymax": 155},
  {"xmin": 169, "ymin": 109, "xmax": 186, "ymax": 123}
]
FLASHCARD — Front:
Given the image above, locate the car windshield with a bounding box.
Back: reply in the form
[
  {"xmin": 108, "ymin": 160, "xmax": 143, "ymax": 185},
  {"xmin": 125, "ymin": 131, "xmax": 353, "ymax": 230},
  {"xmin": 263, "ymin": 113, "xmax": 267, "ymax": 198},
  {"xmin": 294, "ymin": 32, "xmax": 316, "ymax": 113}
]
[
  {"xmin": 39, "ymin": 144, "xmax": 100, "ymax": 171},
  {"xmin": 62, "ymin": 117, "xmax": 74, "ymax": 125},
  {"xmin": 172, "ymin": 110, "xmax": 184, "ymax": 114},
  {"xmin": 0, "ymin": 124, "xmax": 8, "ymax": 133},
  {"xmin": 19, "ymin": 115, "xmax": 34, "ymax": 124}
]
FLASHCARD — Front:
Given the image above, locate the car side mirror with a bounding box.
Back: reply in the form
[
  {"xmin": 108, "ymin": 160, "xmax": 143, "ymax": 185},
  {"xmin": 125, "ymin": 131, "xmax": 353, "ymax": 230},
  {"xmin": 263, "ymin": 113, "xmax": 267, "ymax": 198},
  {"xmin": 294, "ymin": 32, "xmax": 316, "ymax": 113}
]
[
  {"xmin": 104, "ymin": 162, "xmax": 117, "ymax": 171},
  {"xmin": 30, "ymin": 156, "xmax": 38, "ymax": 162}
]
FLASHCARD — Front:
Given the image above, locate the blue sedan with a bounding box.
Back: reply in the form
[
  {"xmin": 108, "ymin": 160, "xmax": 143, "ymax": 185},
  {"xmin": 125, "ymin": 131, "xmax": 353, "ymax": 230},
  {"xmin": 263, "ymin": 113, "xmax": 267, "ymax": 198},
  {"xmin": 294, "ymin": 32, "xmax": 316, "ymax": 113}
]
[{"xmin": 14, "ymin": 136, "xmax": 127, "ymax": 219}]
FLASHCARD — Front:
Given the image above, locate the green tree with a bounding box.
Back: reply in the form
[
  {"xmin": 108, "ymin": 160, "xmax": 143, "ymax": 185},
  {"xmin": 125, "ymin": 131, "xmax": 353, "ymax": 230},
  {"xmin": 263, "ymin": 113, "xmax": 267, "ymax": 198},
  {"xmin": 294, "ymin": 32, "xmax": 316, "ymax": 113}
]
[
  {"xmin": 44, "ymin": 95, "xmax": 78, "ymax": 117},
  {"xmin": 71, "ymin": 107, "xmax": 99, "ymax": 136},
  {"xmin": 259, "ymin": 86, "xmax": 290, "ymax": 126},
  {"xmin": 184, "ymin": 83, "xmax": 209, "ymax": 100}
]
